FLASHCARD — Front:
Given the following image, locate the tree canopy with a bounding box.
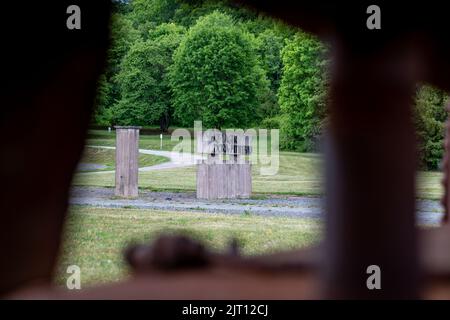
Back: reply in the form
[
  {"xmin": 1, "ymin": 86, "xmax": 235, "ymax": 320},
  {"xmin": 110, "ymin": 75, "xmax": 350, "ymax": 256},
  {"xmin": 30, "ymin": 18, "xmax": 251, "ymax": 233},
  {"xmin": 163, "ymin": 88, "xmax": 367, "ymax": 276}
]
[
  {"xmin": 169, "ymin": 11, "xmax": 267, "ymax": 129},
  {"xmin": 278, "ymin": 32, "xmax": 329, "ymax": 152},
  {"xmin": 113, "ymin": 23, "xmax": 185, "ymax": 130},
  {"xmin": 92, "ymin": 0, "xmax": 448, "ymax": 169},
  {"xmin": 414, "ymin": 85, "xmax": 448, "ymax": 170}
]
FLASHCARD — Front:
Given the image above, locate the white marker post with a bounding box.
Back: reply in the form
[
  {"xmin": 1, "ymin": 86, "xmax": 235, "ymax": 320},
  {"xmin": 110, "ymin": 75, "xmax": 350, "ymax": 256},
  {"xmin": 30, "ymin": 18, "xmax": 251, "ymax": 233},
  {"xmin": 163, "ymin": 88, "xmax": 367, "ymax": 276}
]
[{"xmin": 160, "ymin": 133, "xmax": 163, "ymax": 149}]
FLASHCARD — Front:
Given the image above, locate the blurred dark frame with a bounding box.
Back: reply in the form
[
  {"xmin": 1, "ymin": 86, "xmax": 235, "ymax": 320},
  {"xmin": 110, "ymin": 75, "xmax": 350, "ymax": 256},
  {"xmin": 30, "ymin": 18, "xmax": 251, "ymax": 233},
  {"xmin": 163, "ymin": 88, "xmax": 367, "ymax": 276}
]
[{"xmin": 2, "ymin": 0, "xmax": 450, "ymax": 299}]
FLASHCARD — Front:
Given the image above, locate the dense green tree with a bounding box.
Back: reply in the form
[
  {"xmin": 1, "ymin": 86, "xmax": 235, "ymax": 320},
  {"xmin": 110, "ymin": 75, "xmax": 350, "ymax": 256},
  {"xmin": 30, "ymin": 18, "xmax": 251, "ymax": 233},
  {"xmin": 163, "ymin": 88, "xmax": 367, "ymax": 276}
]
[
  {"xmin": 173, "ymin": 0, "xmax": 256, "ymax": 27},
  {"xmin": 107, "ymin": 13, "xmax": 141, "ymax": 70},
  {"xmin": 112, "ymin": 0, "xmax": 133, "ymax": 14},
  {"xmin": 169, "ymin": 12, "xmax": 268, "ymax": 129},
  {"xmin": 90, "ymin": 0, "xmax": 450, "ymax": 175},
  {"xmin": 94, "ymin": 0, "xmax": 447, "ymax": 175},
  {"xmin": 93, "ymin": 13, "xmax": 140, "ymax": 125},
  {"xmin": 253, "ymin": 28, "xmax": 285, "ymax": 121},
  {"xmin": 414, "ymin": 85, "xmax": 448, "ymax": 170},
  {"xmin": 113, "ymin": 23, "xmax": 185, "ymax": 130},
  {"xmin": 255, "ymin": 29, "xmax": 284, "ymax": 92},
  {"xmin": 129, "ymin": 0, "xmax": 180, "ymax": 37},
  {"xmin": 278, "ymin": 32, "xmax": 329, "ymax": 152},
  {"xmin": 93, "ymin": 74, "xmax": 114, "ymax": 126}
]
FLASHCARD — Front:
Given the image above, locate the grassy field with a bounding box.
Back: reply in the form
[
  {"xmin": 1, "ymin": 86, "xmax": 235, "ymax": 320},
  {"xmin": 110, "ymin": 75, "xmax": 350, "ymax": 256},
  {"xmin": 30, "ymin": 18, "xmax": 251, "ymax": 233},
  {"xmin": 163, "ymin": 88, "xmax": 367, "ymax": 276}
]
[
  {"xmin": 74, "ymin": 152, "xmax": 322, "ymax": 195},
  {"xmin": 78, "ymin": 146, "xmax": 169, "ymax": 172},
  {"xmin": 86, "ymin": 130, "xmax": 186, "ymax": 151},
  {"xmin": 61, "ymin": 130, "xmax": 443, "ymax": 286},
  {"xmin": 56, "ymin": 206, "xmax": 322, "ymax": 286},
  {"xmin": 416, "ymin": 171, "xmax": 443, "ymax": 200},
  {"xmin": 75, "ymin": 130, "xmax": 444, "ymax": 199}
]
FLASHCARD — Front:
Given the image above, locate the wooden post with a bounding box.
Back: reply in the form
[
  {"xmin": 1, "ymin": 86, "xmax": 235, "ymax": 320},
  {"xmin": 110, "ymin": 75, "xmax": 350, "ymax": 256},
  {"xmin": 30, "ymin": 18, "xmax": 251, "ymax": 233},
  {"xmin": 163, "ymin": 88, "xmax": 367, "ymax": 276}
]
[
  {"xmin": 323, "ymin": 45, "xmax": 419, "ymax": 299},
  {"xmin": 115, "ymin": 126, "xmax": 140, "ymax": 198},
  {"xmin": 197, "ymin": 161, "xmax": 252, "ymax": 199},
  {"xmin": 441, "ymin": 106, "xmax": 450, "ymax": 224},
  {"xmin": 196, "ymin": 131, "xmax": 252, "ymax": 199}
]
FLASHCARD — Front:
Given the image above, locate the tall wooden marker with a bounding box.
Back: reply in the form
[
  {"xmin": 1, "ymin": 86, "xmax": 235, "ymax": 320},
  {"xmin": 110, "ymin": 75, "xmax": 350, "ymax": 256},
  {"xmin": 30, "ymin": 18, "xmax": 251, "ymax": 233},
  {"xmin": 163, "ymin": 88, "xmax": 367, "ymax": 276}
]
[
  {"xmin": 114, "ymin": 126, "xmax": 140, "ymax": 198},
  {"xmin": 197, "ymin": 130, "xmax": 252, "ymax": 199}
]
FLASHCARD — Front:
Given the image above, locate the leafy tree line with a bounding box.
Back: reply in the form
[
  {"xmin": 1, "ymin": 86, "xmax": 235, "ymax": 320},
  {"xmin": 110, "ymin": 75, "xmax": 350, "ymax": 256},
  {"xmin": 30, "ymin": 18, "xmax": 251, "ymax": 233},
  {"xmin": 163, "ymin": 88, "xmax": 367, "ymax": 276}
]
[
  {"xmin": 94, "ymin": 0, "xmax": 448, "ymax": 169},
  {"xmin": 414, "ymin": 85, "xmax": 448, "ymax": 170},
  {"xmin": 95, "ymin": 0, "xmax": 325, "ymax": 147}
]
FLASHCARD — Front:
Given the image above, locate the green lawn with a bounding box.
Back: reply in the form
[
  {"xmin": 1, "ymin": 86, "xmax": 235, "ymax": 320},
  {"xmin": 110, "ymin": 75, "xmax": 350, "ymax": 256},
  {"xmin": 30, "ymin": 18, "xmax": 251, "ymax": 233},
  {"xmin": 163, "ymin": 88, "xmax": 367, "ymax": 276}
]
[
  {"xmin": 76, "ymin": 130, "xmax": 444, "ymax": 199},
  {"xmin": 73, "ymin": 151, "xmax": 323, "ymax": 195},
  {"xmin": 416, "ymin": 171, "xmax": 443, "ymax": 200},
  {"xmin": 86, "ymin": 129, "xmax": 187, "ymax": 151},
  {"xmin": 78, "ymin": 146, "xmax": 169, "ymax": 172},
  {"xmin": 61, "ymin": 131, "xmax": 444, "ymax": 286},
  {"xmin": 56, "ymin": 206, "xmax": 322, "ymax": 286}
]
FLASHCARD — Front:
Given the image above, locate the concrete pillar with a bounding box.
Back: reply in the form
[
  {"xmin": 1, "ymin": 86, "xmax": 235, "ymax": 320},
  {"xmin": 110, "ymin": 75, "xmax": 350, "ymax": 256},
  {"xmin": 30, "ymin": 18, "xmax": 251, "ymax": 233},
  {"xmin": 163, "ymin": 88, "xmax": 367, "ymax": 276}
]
[{"xmin": 114, "ymin": 126, "xmax": 140, "ymax": 198}]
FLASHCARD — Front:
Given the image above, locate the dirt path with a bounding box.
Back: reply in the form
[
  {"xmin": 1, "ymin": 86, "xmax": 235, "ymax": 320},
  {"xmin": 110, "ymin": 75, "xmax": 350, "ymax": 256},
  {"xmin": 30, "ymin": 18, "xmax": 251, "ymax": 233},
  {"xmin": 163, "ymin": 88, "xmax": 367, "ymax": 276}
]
[
  {"xmin": 70, "ymin": 186, "xmax": 444, "ymax": 225},
  {"xmin": 79, "ymin": 145, "xmax": 203, "ymax": 174}
]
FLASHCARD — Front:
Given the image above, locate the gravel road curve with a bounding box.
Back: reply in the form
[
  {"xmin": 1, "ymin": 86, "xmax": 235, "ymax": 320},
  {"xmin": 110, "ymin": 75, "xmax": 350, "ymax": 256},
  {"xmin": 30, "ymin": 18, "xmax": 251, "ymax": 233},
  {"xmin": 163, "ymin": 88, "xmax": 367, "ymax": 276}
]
[{"xmin": 70, "ymin": 186, "xmax": 444, "ymax": 225}]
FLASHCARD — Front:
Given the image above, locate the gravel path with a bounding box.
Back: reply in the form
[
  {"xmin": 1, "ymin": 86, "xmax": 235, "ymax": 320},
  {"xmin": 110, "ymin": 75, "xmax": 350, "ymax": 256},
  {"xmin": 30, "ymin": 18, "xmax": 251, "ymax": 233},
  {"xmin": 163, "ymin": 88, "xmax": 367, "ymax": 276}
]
[
  {"xmin": 70, "ymin": 186, "xmax": 444, "ymax": 225},
  {"xmin": 78, "ymin": 145, "xmax": 203, "ymax": 175}
]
